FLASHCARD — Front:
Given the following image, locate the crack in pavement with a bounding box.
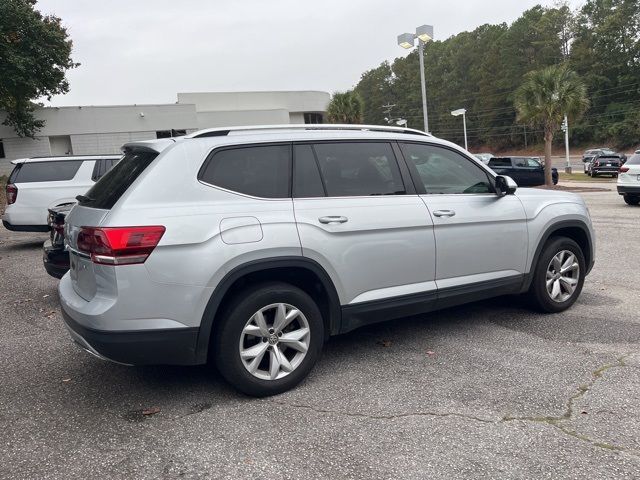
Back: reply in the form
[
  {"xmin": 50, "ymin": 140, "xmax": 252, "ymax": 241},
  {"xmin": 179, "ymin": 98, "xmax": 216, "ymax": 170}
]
[
  {"xmin": 269, "ymin": 354, "xmax": 637, "ymax": 458},
  {"xmin": 503, "ymin": 354, "xmax": 636, "ymax": 456}
]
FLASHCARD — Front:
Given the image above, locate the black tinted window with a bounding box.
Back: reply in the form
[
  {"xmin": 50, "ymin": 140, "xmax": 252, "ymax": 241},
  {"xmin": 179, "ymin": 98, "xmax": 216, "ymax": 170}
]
[
  {"xmin": 488, "ymin": 158, "xmax": 512, "ymax": 167},
  {"xmin": 293, "ymin": 145, "xmax": 325, "ymax": 197},
  {"xmin": 78, "ymin": 151, "xmax": 157, "ymax": 209},
  {"xmin": 200, "ymin": 145, "xmax": 290, "ymax": 198},
  {"xmin": 91, "ymin": 158, "xmax": 120, "ymax": 181},
  {"xmin": 513, "ymin": 158, "xmax": 527, "ymax": 167},
  {"xmin": 401, "ymin": 143, "xmax": 493, "ymax": 194},
  {"xmin": 312, "ymin": 142, "xmax": 404, "ymax": 197},
  {"xmin": 11, "ymin": 160, "xmax": 82, "ymax": 183}
]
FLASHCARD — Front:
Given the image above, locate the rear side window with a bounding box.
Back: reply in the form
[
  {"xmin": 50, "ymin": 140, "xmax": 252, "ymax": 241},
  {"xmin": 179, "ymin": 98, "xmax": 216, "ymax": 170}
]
[
  {"xmin": 312, "ymin": 142, "xmax": 405, "ymax": 197},
  {"xmin": 91, "ymin": 158, "xmax": 120, "ymax": 181},
  {"xmin": 199, "ymin": 145, "xmax": 291, "ymax": 198},
  {"xmin": 11, "ymin": 160, "xmax": 82, "ymax": 183},
  {"xmin": 78, "ymin": 151, "xmax": 157, "ymax": 209},
  {"xmin": 512, "ymin": 158, "xmax": 527, "ymax": 167},
  {"xmin": 488, "ymin": 158, "xmax": 512, "ymax": 167}
]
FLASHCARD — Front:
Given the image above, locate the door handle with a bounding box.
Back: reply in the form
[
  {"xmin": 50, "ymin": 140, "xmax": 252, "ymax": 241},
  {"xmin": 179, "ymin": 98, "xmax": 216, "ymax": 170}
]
[
  {"xmin": 432, "ymin": 210, "xmax": 456, "ymax": 218},
  {"xmin": 318, "ymin": 216, "xmax": 348, "ymax": 224}
]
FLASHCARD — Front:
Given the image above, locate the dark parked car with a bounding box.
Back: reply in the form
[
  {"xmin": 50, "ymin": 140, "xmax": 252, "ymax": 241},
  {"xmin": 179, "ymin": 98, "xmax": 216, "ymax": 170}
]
[
  {"xmin": 586, "ymin": 154, "xmax": 622, "ymax": 177},
  {"xmin": 42, "ymin": 204, "xmax": 73, "ymax": 279},
  {"xmin": 487, "ymin": 157, "xmax": 558, "ymax": 186}
]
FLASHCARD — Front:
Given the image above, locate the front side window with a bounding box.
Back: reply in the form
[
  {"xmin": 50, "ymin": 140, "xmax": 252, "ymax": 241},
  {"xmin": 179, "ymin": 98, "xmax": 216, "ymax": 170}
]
[
  {"xmin": 312, "ymin": 142, "xmax": 405, "ymax": 197},
  {"xmin": 527, "ymin": 158, "xmax": 542, "ymax": 168},
  {"xmin": 199, "ymin": 145, "xmax": 290, "ymax": 198},
  {"xmin": 10, "ymin": 160, "xmax": 82, "ymax": 183},
  {"xmin": 513, "ymin": 158, "xmax": 527, "ymax": 167},
  {"xmin": 401, "ymin": 143, "xmax": 494, "ymax": 194}
]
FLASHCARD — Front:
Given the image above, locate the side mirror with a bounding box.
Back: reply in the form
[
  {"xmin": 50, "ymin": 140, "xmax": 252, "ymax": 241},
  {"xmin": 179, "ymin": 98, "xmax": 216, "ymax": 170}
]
[{"xmin": 495, "ymin": 175, "xmax": 517, "ymax": 197}]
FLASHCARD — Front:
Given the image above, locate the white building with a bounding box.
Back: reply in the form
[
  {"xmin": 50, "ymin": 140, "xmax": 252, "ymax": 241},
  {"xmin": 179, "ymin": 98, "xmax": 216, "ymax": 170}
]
[{"xmin": 0, "ymin": 90, "xmax": 329, "ymax": 175}]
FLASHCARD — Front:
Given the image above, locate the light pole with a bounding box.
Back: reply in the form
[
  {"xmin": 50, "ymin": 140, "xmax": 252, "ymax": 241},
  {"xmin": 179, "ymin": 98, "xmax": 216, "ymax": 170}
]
[
  {"xmin": 398, "ymin": 25, "xmax": 434, "ymax": 133},
  {"xmin": 451, "ymin": 108, "xmax": 468, "ymax": 150},
  {"xmin": 561, "ymin": 114, "xmax": 571, "ymax": 173}
]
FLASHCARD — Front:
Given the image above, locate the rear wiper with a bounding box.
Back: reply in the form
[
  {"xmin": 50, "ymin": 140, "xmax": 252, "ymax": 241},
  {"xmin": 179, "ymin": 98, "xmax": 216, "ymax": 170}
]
[{"xmin": 76, "ymin": 194, "xmax": 93, "ymax": 203}]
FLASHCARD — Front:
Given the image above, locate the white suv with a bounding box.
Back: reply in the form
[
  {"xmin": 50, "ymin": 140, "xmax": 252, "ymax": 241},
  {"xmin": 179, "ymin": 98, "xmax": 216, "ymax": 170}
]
[
  {"xmin": 618, "ymin": 153, "xmax": 640, "ymax": 205},
  {"xmin": 58, "ymin": 125, "xmax": 595, "ymax": 396},
  {"xmin": 3, "ymin": 155, "xmax": 121, "ymax": 232}
]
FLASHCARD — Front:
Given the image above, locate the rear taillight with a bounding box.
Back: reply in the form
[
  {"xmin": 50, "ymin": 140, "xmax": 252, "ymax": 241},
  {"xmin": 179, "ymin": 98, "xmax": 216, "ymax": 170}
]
[
  {"xmin": 52, "ymin": 219, "xmax": 65, "ymax": 236},
  {"xmin": 6, "ymin": 184, "xmax": 17, "ymax": 205},
  {"xmin": 620, "ymin": 166, "xmax": 629, "ymax": 173},
  {"xmin": 77, "ymin": 226, "xmax": 165, "ymax": 265},
  {"xmin": 594, "ymin": 161, "xmax": 600, "ymax": 167}
]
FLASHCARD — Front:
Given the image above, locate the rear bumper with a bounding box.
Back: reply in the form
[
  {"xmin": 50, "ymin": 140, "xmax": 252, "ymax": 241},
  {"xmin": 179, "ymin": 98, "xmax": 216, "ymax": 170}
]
[
  {"xmin": 2, "ymin": 220, "xmax": 49, "ymax": 232},
  {"xmin": 42, "ymin": 240, "xmax": 69, "ymax": 279},
  {"xmin": 617, "ymin": 185, "xmax": 640, "ymax": 195},
  {"xmin": 61, "ymin": 307, "xmax": 200, "ymax": 366},
  {"xmin": 592, "ymin": 168, "xmax": 619, "ymax": 175}
]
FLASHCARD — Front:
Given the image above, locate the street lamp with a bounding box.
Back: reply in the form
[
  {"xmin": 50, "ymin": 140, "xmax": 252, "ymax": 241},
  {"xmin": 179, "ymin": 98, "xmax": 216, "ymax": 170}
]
[
  {"xmin": 451, "ymin": 108, "xmax": 468, "ymax": 151},
  {"xmin": 397, "ymin": 24, "xmax": 434, "ymax": 133}
]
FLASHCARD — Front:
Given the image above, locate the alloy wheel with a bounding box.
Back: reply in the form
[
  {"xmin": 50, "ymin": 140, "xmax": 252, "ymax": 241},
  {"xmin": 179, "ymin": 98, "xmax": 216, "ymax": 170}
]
[
  {"xmin": 239, "ymin": 303, "xmax": 310, "ymax": 381},
  {"xmin": 546, "ymin": 250, "xmax": 580, "ymax": 303}
]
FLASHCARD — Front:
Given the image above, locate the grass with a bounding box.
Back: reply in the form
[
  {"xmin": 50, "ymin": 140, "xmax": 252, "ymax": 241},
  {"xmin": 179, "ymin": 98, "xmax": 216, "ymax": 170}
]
[{"xmin": 558, "ymin": 172, "xmax": 617, "ymax": 183}]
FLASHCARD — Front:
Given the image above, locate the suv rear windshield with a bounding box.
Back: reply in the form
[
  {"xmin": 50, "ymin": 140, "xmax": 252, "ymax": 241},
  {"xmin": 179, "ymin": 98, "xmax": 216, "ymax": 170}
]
[
  {"xmin": 488, "ymin": 158, "xmax": 512, "ymax": 167},
  {"xmin": 9, "ymin": 160, "xmax": 83, "ymax": 183},
  {"xmin": 77, "ymin": 151, "xmax": 158, "ymax": 209}
]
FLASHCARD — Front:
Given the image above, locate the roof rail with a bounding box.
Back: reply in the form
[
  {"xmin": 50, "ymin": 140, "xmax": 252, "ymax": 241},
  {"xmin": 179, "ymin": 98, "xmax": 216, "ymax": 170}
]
[{"xmin": 186, "ymin": 124, "xmax": 431, "ymax": 139}]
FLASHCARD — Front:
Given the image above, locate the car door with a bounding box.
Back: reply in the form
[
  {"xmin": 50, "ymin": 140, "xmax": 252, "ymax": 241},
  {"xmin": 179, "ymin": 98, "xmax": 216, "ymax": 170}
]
[
  {"xmin": 399, "ymin": 142, "xmax": 528, "ymax": 298},
  {"xmin": 292, "ymin": 141, "xmax": 437, "ymax": 309},
  {"xmin": 525, "ymin": 158, "xmax": 545, "ymax": 185}
]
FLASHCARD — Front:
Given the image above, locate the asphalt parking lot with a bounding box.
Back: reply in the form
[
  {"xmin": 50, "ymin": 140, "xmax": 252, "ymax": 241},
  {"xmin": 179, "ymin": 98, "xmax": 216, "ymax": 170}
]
[{"xmin": 1, "ymin": 183, "xmax": 639, "ymax": 479}]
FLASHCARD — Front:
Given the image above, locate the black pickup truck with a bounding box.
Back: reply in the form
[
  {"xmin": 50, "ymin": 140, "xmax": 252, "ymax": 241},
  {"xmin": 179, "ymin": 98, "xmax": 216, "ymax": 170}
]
[{"xmin": 487, "ymin": 157, "xmax": 558, "ymax": 186}]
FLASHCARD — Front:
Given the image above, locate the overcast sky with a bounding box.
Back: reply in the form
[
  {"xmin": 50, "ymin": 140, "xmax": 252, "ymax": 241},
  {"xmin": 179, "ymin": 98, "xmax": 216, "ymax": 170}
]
[{"xmin": 37, "ymin": 0, "xmax": 582, "ymax": 107}]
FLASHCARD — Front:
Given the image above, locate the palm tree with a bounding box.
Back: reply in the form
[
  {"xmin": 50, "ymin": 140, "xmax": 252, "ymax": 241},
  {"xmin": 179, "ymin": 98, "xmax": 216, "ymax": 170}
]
[
  {"xmin": 326, "ymin": 91, "xmax": 364, "ymax": 124},
  {"xmin": 514, "ymin": 65, "xmax": 589, "ymax": 185}
]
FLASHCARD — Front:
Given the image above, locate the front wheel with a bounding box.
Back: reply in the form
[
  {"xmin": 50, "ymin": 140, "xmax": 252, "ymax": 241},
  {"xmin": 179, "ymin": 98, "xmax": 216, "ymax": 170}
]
[
  {"xmin": 213, "ymin": 282, "xmax": 324, "ymax": 396},
  {"xmin": 624, "ymin": 195, "xmax": 640, "ymax": 206},
  {"xmin": 527, "ymin": 237, "xmax": 585, "ymax": 313}
]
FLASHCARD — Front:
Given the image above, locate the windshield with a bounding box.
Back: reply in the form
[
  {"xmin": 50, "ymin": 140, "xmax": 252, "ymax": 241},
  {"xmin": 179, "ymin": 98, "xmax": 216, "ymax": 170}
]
[{"xmin": 77, "ymin": 150, "xmax": 158, "ymax": 209}]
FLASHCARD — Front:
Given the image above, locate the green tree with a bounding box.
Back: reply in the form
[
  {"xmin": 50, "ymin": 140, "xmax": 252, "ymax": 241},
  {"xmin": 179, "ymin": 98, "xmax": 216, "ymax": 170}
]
[
  {"xmin": 326, "ymin": 91, "xmax": 364, "ymax": 124},
  {"xmin": 515, "ymin": 65, "xmax": 589, "ymax": 185},
  {"xmin": 0, "ymin": 0, "xmax": 78, "ymax": 137}
]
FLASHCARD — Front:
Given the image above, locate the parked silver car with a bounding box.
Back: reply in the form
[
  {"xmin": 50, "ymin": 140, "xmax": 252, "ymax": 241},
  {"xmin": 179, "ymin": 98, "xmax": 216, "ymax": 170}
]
[{"xmin": 59, "ymin": 125, "xmax": 595, "ymax": 396}]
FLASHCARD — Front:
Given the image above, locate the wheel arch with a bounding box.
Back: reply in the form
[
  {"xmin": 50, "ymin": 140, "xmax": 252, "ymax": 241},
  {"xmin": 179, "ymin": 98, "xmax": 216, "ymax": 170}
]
[
  {"xmin": 523, "ymin": 220, "xmax": 594, "ymax": 291},
  {"xmin": 195, "ymin": 257, "xmax": 341, "ymax": 364}
]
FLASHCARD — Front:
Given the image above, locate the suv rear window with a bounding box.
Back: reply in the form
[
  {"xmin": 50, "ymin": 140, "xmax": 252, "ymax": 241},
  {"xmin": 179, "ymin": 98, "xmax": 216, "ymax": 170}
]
[
  {"xmin": 199, "ymin": 144, "xmax": 291, "ymax": 198},
  {"xmin": 488, "ymin": 158, "xmax": 512, "ymax": 167},
  {"xmin": 10, "ymin": 160, "xmax": 82, "ymax": 183},
  {"xmin": 626, "ymin": 154, "xmax": 640, "ymax": 165},
  {"xmin": 78, "ymin": 151, "xmax": 157, "ymax": 209}
]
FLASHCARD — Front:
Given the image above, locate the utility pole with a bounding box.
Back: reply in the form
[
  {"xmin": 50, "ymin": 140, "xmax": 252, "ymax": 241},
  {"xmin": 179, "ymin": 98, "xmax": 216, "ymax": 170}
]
[{"xmin": 562, "ymin": 115, "xmax": 571, "ymax": 173}]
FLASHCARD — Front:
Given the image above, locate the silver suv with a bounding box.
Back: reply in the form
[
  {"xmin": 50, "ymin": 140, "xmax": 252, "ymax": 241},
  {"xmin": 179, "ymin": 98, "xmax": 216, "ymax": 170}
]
[{"xmin": 59, "ymin": 125, "xmax": 595, "ymax": 396}]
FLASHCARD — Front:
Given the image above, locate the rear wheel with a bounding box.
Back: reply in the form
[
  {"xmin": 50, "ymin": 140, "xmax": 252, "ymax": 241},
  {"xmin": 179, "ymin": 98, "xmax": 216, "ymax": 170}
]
[
  {"xmin": 528, "ymin": 237, "xmax": 585, "ymax": 313},
  {"xmin": 213, "ymin": 282, "xmax": 324, "ymax": 396},
  {"xmin": 623, "ymin": 195, "xmax": 640, "ymax": 206}
]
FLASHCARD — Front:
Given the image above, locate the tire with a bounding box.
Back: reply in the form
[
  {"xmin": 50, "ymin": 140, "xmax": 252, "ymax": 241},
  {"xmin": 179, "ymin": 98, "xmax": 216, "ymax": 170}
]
[
  {"xmin": 213, "ymin": 282, "xmax": 324, "ymax": 397},
  {"xmin": 528, "ymin": 237, "xmax": 585, "ymax": 313},
  {"xmin": 623, "ymin": 195, "xmax": 640, "ymax": 206}
]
